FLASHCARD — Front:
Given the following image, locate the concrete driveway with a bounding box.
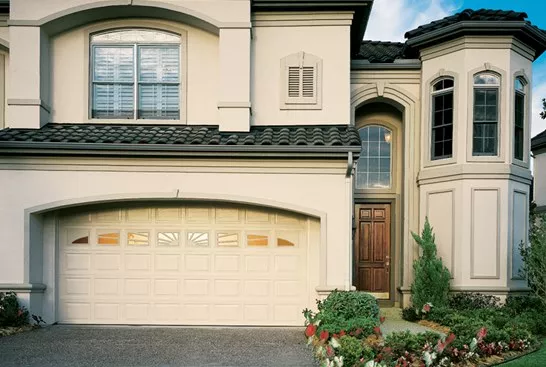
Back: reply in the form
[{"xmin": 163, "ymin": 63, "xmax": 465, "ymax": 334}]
[{"xmin": 0, "ymin": 325, "xmax": 317, "ymax": 367}]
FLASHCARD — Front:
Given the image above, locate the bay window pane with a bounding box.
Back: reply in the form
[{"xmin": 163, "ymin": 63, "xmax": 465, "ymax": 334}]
[{"xmin": 138, "ymin": 46, "xmax": 179, "ymax": 83}]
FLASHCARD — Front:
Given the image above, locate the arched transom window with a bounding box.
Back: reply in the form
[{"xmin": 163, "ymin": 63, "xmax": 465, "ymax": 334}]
[
  {"xmin": 356, "ymin": 125, "xmax": 392, "ymax": 189},
  {"xmin": 90, "ymin": 29, "xmax": 181, "ymax": 120}
]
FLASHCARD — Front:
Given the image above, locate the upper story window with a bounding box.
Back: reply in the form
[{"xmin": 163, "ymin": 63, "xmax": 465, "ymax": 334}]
[
  {"xmin": 431, "ymin": 78, "xmax": 454, "ymax": 160},
  {"xmin": 280, "ymin": 51, "xmax": 322, "ymax": 110},
  {"xmin": 356, "ymin": 125, "xmax": 392, "ymax": 189},
  {"xmin": 472, "ymin": 72, "xmax": 500, "ymax": 156},
  {"xmin": 91, "ymin": 29, "xmax": 181, "ymax": 120},
  {"xmin": 514, "ymin": 77, "xmax": 526, "ymax": 161}
]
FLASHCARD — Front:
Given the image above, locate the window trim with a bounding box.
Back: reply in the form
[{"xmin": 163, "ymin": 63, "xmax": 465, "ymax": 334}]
[
  {"xmin": 84, "ymin": 22, "xmax": 188, "ymax": 125},
  {"xmin": 430, "ymin": 77, "xmax": 454, "ymax": 161},
  {"xmin": 280, "ymin": 51, "xmax": 323, "ymax": 110},
  {"xmin": 466, "ymin": 64, "xmax": 506, "ymax": 163},
  {"xmin": 512, "ymin": 73, "xmax": 530, "ymax": 167},
  {"xmin": 423, "ymin": 70, "xmax": 459, "ymax": 168}
]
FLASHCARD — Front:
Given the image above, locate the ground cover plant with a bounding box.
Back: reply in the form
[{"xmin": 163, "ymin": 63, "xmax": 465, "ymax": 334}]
[{"xmin": 0, "ymin": 291, "xmax": 45, "ymax": 337}]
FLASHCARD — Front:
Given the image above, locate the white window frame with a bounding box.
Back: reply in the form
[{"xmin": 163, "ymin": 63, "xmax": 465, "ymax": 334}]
[
  {"xmin": 472, "ymin": 71, "xmax": 501, "ymax": 157},
  {"xmin": 513, "ymin": 75, "xmax": 528, "ymax": 164},
  {"xmin": 89, "ymin": 28, "xmax": 185, "ymax": 122},
  {"xmin": 430, "ymin": 78, "xmax": 455, "ymax": 161},
  {"xmin": 280, "ymin": 51, "xmax": 322, "ymax": 110}
]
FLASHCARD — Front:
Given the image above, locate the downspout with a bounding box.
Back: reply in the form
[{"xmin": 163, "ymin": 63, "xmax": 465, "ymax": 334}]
[{"xmin": 345, "ymin": 152, "xmax": 355, "ymax": 291}]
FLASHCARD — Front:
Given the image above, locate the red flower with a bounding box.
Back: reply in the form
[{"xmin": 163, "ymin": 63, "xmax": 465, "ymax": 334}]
[
  {"xmin": 380, "ymin": 316, "xmax": 386, "ymax": 324},
  {"xmin": 326, "ymin": 345, "xmax": 335, "ymax": 357},
  {"xmin": 373, "ymin": 326, "xmax": 382, "ymax": 336},
  {"xmin": 422, "ymin": 303, "xmax": 431, "ymax": 313},
  {"xmin": 446, "ymin": 333, "xmax": 456, "ymax": 345},
  {"xmin": 319, "ymin": 330, "xmax": 329, "ymax": 341},
  {"xmin": 305, "ymin": 324, "xmax": 316, "ymax": 337},
  {"xmin": 355, "ymin": 328, "xmax": 363, "ymax": 336},
  {"xmin": 339, "ymin": 330, "xmax": 346, "ymax": 336}
]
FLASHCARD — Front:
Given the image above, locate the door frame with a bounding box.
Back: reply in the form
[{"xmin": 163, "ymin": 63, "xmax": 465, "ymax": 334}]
[{"xmin": 353, "ymin": 198, "xmax": 396, "ymax": 304}]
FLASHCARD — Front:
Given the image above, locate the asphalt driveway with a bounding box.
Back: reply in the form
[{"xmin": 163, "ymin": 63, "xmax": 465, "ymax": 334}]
[{"xmin": 0, "ymin": 325, "xmax": 317, "ymax": 367}]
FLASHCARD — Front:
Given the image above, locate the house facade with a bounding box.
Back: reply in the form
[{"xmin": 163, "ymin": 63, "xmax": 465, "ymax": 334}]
[{"xmin": 0, "ymin": 0, "xmax": 545, "ymax": 326}]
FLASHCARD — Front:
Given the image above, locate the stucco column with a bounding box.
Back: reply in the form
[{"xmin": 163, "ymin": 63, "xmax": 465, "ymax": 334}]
[
  {"xmin": 7, "ymin": 26, "xmax": 50, "ymax": 129},
  {"xmin": 218, "ymin": 27, "xmax": 251, "ymax": 132}
]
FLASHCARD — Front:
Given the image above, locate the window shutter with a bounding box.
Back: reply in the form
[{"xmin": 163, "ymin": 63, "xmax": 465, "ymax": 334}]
[
  {"xmin": 301, "ymin": 67, "xmax": 315, "ymax": 98},
  {"xmin": 288, "ymin": 67, "xmax": 301, "ymax": 98}
]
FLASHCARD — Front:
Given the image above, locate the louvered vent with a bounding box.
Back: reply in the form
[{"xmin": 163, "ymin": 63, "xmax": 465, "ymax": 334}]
[
  {"xmin": 288, "ymin": 67, "xmax": 301, "ymax": 98},
  {"xmin": 302, "ymin": 67, "xmax": 315, "ymax": 98},
  {"xmin": 287, "ymin": 66, "xmax": 315, "ymax": 99}
]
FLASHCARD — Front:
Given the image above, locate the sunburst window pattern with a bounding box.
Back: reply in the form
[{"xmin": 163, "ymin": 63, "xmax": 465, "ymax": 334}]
[
  {"xmin": 187, "ymin": 232, "xmax": 209, "ymax": 247},
  {"xmin": 247, "ymin": 234, "xmax": 269, "ymax": 247},
  {"xmin": 217, "ymin": 232, "xmax": 239, "ymax": 247},
  {"xmin": 98, "ymin": 231, "xmax": 120, "ymax": 246},
  {"xmin": 157, "ymin": 232, "xmax": 180, "ymax": 246}
]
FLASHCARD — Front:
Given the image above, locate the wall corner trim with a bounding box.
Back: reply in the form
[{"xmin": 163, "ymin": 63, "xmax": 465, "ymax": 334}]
[{"xmin": 0, "ymin": 283, "xmax": 47, "ymax": 293}]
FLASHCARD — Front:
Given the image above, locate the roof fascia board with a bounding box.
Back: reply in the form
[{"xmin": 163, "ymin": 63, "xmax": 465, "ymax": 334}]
[{"xmin": 351, "ymin": 59, "xmax": 421, "ymax": 70}]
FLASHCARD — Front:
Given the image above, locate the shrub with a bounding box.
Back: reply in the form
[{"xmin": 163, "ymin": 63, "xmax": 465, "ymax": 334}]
[
  {"xmin": 0, "ymin": 292, "xmax": 29, "ymax": 327},
  {"xmin": 338, "ymin": 335, "xmax": 373, "ymax": 367},
  {"xmin": 385, "ymin": 330, "xmax": 440, "ymax": 355},
  {"xmin": 317, "ymin": 316, "xmax": 377, "ymax": 338},
  {"xmin": 410, "ymin": 218, "xmax": 451, "ymax": 311},
  {"xmin": 448, "ymin": 292, "xmax": 500, "ymax": 310},
  {"xmin": 401, "ymin": 307, "xmax": 419, "ymax": 322},
  {"xmin": 504, "ymin": 295, "xmax": 542, "ymax": 314},
  {"xmin": 317, "ymin": 290, "xmax": 379, "ymax": 321},
  {"xmin": 520, "ymin": 211, "xmax": 546, "ymax": 308}
]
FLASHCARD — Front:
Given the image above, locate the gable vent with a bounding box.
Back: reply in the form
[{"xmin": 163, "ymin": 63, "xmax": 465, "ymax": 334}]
[
  {"xmin": 287, "ymin": 66, "xmax": 315, "ymax": 99},
  {"xmin": 280, "ymin": 51, "xmax": 322, "ymax": 110},
  {"xmin": 288, "ymin": 67, "xmax": 301, "ymax": 98},
  {"xmin": 302, "ymin": 67, "xmax": 315, "ymax": 98}
]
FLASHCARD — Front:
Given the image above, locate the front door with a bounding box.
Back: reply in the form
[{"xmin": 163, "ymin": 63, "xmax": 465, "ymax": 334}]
[{"xmin": 354, "ymin": 204, "xmax": 391, "ymax": 299}]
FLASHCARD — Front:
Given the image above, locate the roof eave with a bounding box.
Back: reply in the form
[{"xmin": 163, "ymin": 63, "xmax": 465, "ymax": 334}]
[
  {"xmin": 406, "ymin": 21, "xmax": 546, "ymax": 59},
  {"xmin": 0, "ymin": 142, "xmax": 361, "ymax": 159},
  {"xmin": 351, "ymin": 59, "xmax": 421, "ymax": 70}
]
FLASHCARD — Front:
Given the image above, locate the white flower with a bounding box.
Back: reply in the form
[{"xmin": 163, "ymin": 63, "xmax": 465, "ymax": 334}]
[
  {"xmin": 333, "ymin": 355, "xmax": 344, "ymax": 367},
  {"xmin": 330, "ymin": 337, "xmax": 340, "ymax": 349}
]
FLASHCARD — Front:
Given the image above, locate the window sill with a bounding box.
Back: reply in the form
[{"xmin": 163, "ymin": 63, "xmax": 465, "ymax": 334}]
[
  {"xmin": 466, "ymin": 154, "xmax": 505, "ymax": 163},
  {"xmin": 280, "ymin": 103, "xmax": 322, "ymax": 111},
  {"xmin": 424, "ymin": 156, "xmax": 457, "ymax": 168},
  {"xmin": 87, "ymin": 119, "xmax": 187, "ymax": 125},
  {"xmin": 511, "ymin": 158, "xmax": 529, "ymax": 170}
]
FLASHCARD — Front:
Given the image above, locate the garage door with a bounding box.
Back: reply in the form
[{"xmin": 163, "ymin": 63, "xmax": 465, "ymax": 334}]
[{"xmin": 58, "ymin": 204, "xmax": 311, "ymax": 325}]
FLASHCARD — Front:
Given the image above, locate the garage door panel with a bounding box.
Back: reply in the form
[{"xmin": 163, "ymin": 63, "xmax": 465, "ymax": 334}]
[{"xmin": 59, "ymin": 204, "xmax": 312, "ymax": 326}]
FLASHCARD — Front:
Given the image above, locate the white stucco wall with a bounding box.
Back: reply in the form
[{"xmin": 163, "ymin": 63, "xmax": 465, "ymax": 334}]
[{"xmin": 534, "ymin": 153, "xmax": 546, "ymax": 208}]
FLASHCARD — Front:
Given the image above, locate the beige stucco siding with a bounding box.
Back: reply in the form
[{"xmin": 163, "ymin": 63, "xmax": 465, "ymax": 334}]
[
  {"xmin": 50, "ymin": 19, "xmax": 219, "ymax": 124},
  {"xmin": 252, "ymin": 24, "xmax": 351, "ymax": 125},
  {"xmin": 535, "ymin": 153, "xmax": 546, "ymax": 208}
]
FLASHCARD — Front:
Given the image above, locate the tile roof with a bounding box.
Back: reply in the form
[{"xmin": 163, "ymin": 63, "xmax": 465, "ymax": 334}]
[
  {"xmin": 531, "ymin": 128, "xmax": 546, "ymax": 152},
  {"xmin": 0, "ymin": 123, "xmax": 361, "ymax": 155},
  {"xmin": 355, "ymin": 41, "xmax": 416, "ymax": 63},
  {"xmin": 405, "ymin": 9, "xmax": 529, "ymax": 39}
]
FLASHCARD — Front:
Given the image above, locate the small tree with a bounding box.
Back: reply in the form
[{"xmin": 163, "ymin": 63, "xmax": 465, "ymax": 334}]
[
  {"xmin": 410, "ymin": 217, "xmax": 451, "ymax": 311},
  {"xmin": 541, "ymin": 98, "xmax": 546, "ymax": 120},
  {"xmin": 520, "ymin": 209, "xmax": 546, "ymax": 308}
]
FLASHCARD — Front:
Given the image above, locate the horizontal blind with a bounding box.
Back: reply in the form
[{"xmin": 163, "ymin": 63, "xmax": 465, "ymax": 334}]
[
  {"xmin": 138, "ymin": 46, "xmax": 180, "ymax": 119},
  {"xmin": 92, "ymin": 46, "xmax": 134, "ymax": 118}
]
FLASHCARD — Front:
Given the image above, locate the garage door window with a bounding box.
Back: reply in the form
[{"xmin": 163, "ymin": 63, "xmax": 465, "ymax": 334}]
[
  {"xmin": 217, "ymin": 232, "xmax": 239, "ymax": 247},
  {"xmin": 98, "ymin": 231, "xmax": 120, "ymax": 245},
  {"xmin": 247, "ymin": 234, "xmax": 269, "ymax": 247},
  {"xmin": 158, "ymin": 232, "xmax": 180, "ymax": 246},
  {"xmin": 68, "ymin": 229, "xmax": 90, "ymax": 245},
  {"xmin": 187, "ymin": 232, "xmax": 209, "ymax": 247},
  {"xmin": 128, "ymin": 232, "xmax": 149, "ymax": 246}
]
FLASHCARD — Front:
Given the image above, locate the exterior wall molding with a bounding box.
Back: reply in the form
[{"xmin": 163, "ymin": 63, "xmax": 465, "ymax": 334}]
[
  {"xmin": 7, "ymin": 0, "xmax": 242, "ymax": 35},
  {"xmin": 425, "ymin": 188, "xmax": 456, "ymax": 275},
  {"xmin": 7, "ymin": 99, "xmax": 51, "ymax": 113},
  {"xmin": 0, "ymin": 283, "xmax": 46, "ymax": 293},
  {"xmin": 420, "ymin": 36, "xmax": 536, "ymax": 62},
  {"xmin": 422, "ymin": 69, "xmax": 460, "ymax": 168},
  {"xmin": 510, "ymin": 189, "xmax": 528, "ymax": 280},
  {"xmin": 252, "ymin": 11, "xmax": 354, "ymax": 27},
  {"xmin": 470, "ymin": 187, "xmax": 501, "ymax": 280},
  {"xmin": 417, "ymin": 164, "xmax": 532, "ymax": 186},
  {"xmin": 351, "ymin": 60, "xmax": 421, "ymax": 70},
  {"xmin": 351, "ymin": 69, "xmax": 421, "ymax": 85}
]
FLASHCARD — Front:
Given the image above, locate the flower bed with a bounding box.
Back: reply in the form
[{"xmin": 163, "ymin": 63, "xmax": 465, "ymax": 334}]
[{"xmin": 303, "ymin": 292, "xmax": 542, "ymax": 367}]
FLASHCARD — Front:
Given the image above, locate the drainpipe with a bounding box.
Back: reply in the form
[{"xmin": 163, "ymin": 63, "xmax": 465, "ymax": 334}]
[{"xmin": 345, "ymin": 152, "xmax": 355, "ymax": 291}]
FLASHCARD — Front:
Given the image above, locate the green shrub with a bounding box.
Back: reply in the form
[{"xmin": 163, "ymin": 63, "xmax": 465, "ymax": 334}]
[
  {"xmin": 385, "ymin": 330, "xmax": 440, "ymax": 355},
  {"xmin": 401, "ymin": 307, "xmax": 419, "ymax": 322},
  {"xmin": 512, "ymin": 311, "xmax": 546, "ymax": 335},
  {"xmin": 520, "ymin": 211, "xmax": 546, "ymax": 308},
  {"xmin": 338, "ymin": 335, "xmax": 373, "ymax": 367},
  {"xmin": 410, "ymin": 218, "xmax": 451, "ymax": 311},
  {"xmin": 426, "ymin": 306, "xmax": 452, "ymax": 324},
  {"xmin": 0, "ymin": 292, "xmax": 29, "ymax": 327},
  {"xmin": 317, "ymin": 290, "xmax": 379, "ymax": 321},
  {"xmin": 504, "ymin": 295, "xmax": 542, "ymax": 314},
  {"xmin": 448, "ymin": 292, "xmax": 500, "ymax": 310},
  {"xmin": 317, "ymin": 316, "xmax": 377, "ymax": 337}
]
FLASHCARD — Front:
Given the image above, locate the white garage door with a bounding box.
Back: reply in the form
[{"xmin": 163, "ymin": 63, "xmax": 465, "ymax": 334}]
[{"xmin": 58, "ymin": 204, "xmax": 311, "ymax": 325}]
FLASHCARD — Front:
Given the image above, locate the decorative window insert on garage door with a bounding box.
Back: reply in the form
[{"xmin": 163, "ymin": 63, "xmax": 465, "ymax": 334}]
[{"xmin": 58, "ymin": 204, "xmax": 314, "ymax": 326}]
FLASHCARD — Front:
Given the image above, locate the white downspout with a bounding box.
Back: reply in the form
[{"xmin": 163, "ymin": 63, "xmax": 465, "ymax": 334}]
[{"xmin": 345, "ymin": 152, "xmax": 355, "ymax": 291}]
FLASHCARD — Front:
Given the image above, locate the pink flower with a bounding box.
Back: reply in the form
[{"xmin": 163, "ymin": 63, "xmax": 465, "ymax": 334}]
[
  {"xmin": 380, "ymin": 316, "xmax": 386, "ymax": 324},
  {"xmin": 319, "ymin": 330, "xmax": 329, "ymax": 341},
  {"xmin": 373, "ymin": 326, "xmax": 382, "ymax": 336},
  {"xmin": 477, "ymin": 327, "xmax": 487, "ymax": 340},
  {"xmin": 422, "ymin": 303, "xmax": 431, "ymax": 313},
  {"xmin": 305, "ymin": 324, "xmax": 316, "ymax": 337}
]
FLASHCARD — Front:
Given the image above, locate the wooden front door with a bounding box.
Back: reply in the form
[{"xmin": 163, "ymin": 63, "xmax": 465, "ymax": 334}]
[{"xmin": 354, "ymin": 204, "xmax": 391, "ymax": 299}]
